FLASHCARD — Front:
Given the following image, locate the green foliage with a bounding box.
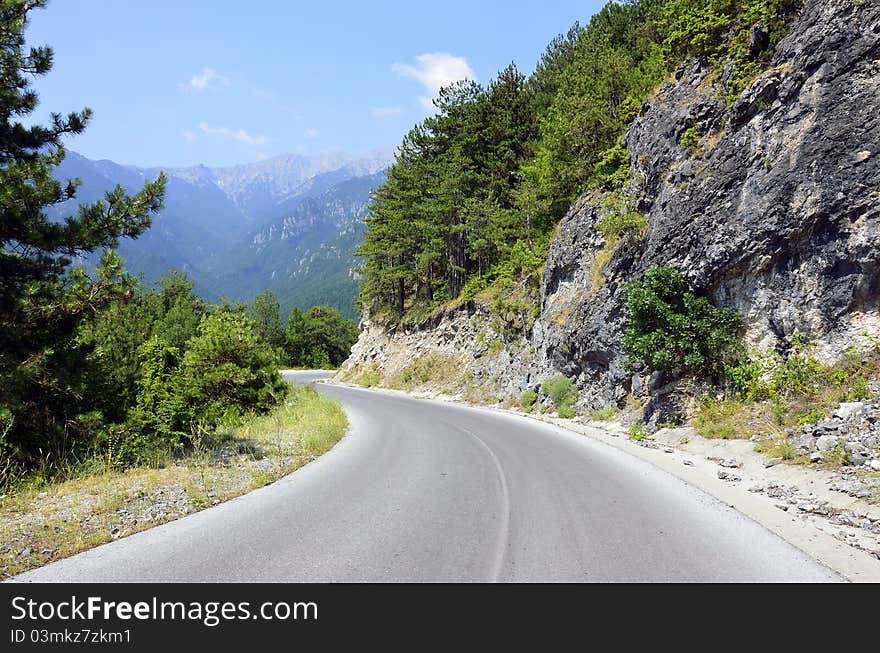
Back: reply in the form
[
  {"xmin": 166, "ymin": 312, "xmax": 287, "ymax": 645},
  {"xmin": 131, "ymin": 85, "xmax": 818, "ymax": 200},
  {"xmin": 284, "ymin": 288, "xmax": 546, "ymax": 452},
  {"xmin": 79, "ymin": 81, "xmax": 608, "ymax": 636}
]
[
  {"xmin": 248, "ymin": 289, "xmax": 285, "ymax": 352},
  {"xmin": 822, "ymin": 438, "xmax": 851, "ymax": 466},
  {"xmin": 590, "ymin": 406, "xmax": 620, "ymax": 421},
  {"xmin": 595, "ymin": 204, "xmax": 648, "ymax": 242},
  {"xmin": 723, "ymin": 338, "xmax": 877, "ymax": 406},
  {"xmin": 0, "ymin": 2, "xmax": 166, "ymax": 466},
  {"xmin": 695, "ymin": 340, "xmax": 880, "ymax": 452},
  {"xmin": 520, "ymin": 389, "xmax": 538, "ymax": 412},
  {"xmin": 112, "ymin": 309, "xmax": 289, "ymax": 467},
  {"xmin": 629, "ymin": 422, "xmax": 649, "ymax": 441},
  {"xmin": 558, "ymin": 404, "xmax": 577, "ymax": 419},
  {"xmin": 152, "ymin": 272, "xmax": 205, "ymax": 351},
  {"xmin": 110, "ymin": 337, "xmax": 187, "ymax": 466},
  {"xmin": 353, "ymin": 364, "xmax": 381, "ymax": 388},
  {"xmin": 622, "ymin": 266, "xmax": 743, "ymax": 377},
  {"xmin": 692, "ymin": 396, "xmax": 748, "ymax": 439},
  {"xmin": 593, "ymin": 141, "xmax": 632, "ymax": 190},
  {"xmin": 177, "ymin": 310, "xmax": 288, "ymax": 427},
  {"xmin": 358, "ymin": 0, "xmax": 798, "ymax": 324},
  {"xmin": 541, "ymin": 376, "xmax": 578, "ymax": 417},
  {"xmin": 680, "ymin": 124, "xmax": 703, "ymax": 153},
  {"xmin": 129, "ymin": 337, "xmax": 186, "ymax": 439},
  {"xmin": 284, "ymin": 305, "xmax": 359, "ymax": 368},
  {"xmin": 75, "ymin": 270, "xmax": 206, "ymax": 427}
]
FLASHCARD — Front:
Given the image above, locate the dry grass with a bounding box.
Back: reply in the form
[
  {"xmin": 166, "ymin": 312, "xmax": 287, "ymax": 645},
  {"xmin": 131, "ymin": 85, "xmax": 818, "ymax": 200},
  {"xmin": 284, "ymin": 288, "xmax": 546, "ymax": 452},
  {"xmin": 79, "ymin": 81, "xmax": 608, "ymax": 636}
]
[
  {"xmin": 0, "ymin": 386, "xmax": 347, "ymax": 579},
  {"xmin": 589, "ymin": 406, "xmax": 621, "ymax": 422},
  {"xmin": 591, "ymin": 243, "xmax": 615, "ymax": 289},
  {"xmin": 385, "ymin": 352, "xmax": 467, "ymax": 392},
  {"xmin": 692, "ymin": 397, "xmax": 780, "ymax": 440},
  {"xmin": 348, "ymin": 363, "xmax": 382, "ymax": 388}
]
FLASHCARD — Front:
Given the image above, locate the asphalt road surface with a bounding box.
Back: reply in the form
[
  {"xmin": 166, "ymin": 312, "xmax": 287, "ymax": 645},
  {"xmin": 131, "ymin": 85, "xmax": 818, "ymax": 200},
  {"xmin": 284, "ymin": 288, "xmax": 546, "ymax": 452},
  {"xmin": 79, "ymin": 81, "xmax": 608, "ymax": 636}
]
[{"xmin": 13, "ymin": 371, "xmax": 839, "ymax": 582}]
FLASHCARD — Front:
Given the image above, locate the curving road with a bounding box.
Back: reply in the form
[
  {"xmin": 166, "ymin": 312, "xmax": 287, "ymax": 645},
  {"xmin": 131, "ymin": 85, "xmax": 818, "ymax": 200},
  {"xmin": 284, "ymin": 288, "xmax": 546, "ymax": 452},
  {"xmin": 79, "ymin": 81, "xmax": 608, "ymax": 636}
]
[{"xmin": 13, "ymin": 372, "xmax": 838, "ymax": 582}]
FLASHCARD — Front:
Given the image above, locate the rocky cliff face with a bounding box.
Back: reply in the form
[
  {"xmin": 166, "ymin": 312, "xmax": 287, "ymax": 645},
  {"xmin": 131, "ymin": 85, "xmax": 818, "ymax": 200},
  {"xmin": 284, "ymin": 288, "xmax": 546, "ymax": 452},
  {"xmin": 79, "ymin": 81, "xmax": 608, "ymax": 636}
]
[
  {"xmin": 341, "ymin": 0, "xmax": 880, "ymax": 412},
  {"xmin": 539, "ymin": 0, "xmax": 880, "ymax": 408}
]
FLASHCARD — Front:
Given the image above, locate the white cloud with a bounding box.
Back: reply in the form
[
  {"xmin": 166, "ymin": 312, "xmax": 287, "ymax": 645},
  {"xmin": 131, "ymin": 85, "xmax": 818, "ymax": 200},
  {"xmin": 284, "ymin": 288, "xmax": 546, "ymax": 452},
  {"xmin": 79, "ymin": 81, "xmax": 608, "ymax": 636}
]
[
  {"xmin": 183, "ymin": 130, "xmax": 196, "ymax": 142},
  {"xmin": 197, "ymin": 122, "xmax": 270, "ymax": 146},
  {"xmin": 181, "ymin": 68, "xmax": 230, "ymax": 93},
  {"xmin": 304, "ymin": 128, "xmax": 320, "ymax": 139},
  {"xmin": 392, "ymin": 53, "xmax": 475, "ymax": 108},
  {"xmin": 370, "ymin": 105, "xmax": 402, "ymax": 118}
]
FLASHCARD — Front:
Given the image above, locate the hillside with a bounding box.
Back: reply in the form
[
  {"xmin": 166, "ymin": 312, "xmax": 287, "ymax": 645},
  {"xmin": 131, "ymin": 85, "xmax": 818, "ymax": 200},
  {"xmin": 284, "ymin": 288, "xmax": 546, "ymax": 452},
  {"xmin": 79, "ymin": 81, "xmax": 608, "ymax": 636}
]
[
  {"xmin": 201, "ymin": 172, "xmax": 385, "ymax": 318},
  {"xmin": 52, "ymin": 149, "xmax": 392, "ymax": 317},
  {"xmin": 342, "ymin": 0, "xmax": 880, "ymax": 435}
]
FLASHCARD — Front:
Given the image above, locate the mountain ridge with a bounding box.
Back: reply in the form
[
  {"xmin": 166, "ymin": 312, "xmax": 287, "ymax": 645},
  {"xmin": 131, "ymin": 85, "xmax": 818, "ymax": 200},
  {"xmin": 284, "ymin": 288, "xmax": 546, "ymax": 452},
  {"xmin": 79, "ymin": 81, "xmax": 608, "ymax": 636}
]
[{"xmin": 53, "ymin": 148, "xmax": 394, "ymax": 318}]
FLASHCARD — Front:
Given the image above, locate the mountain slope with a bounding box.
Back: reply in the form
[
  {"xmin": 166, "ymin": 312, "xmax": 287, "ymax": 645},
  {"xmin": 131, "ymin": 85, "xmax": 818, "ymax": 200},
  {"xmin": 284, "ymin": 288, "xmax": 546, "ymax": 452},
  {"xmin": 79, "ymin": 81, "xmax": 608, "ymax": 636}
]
[
  {"xmin": 51, "ymin": 150, "xmax": 393, "ymax": 316},
  {"xmin": 341, "ymin": 0, "xmax": 880, "ymax": 409},
  {"xmin": 201, "ymin": 172, "xmax": 385, "ymax": 319}
]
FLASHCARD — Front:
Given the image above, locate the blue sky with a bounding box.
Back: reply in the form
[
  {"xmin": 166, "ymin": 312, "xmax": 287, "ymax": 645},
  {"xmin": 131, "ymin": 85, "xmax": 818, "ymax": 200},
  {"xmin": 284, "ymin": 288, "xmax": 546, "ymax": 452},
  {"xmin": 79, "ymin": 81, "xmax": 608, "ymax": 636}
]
[{"xmin": 25, "ymin": 0, "xmax": 606, "ymax": 168}]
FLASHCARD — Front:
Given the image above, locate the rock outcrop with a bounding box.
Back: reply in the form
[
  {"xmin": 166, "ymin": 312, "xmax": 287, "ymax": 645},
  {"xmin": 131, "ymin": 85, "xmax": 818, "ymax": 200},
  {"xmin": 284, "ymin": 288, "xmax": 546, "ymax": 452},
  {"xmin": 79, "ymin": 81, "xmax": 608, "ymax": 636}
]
[
  {"xmin": 341, "ymin": 0, "xmax": 880, "ymax": 412},
  {"xmin": 538, "ymin": 0, "xmax": 880, "ymax": 407}
]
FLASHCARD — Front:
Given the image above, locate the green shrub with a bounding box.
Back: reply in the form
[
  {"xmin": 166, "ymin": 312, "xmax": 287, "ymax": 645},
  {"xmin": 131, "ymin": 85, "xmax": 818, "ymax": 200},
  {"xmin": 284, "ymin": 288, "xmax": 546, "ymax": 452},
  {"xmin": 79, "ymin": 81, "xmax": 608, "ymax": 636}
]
[
  {"xmin": 629, "ymin": 423, "xmax": 649, "ymax": 441},
  {"xmin": 622, "ymin": 266, "xmax": 743, "ymax": 377},
  {"xmin": 680, "ymin": 124, "xmax": 702, "ymax": 153},
  {"xmin": 285, "ymin": 305, "xmax": 359, "ymax": 368},
  {"xmin": 558, "ymin": 404, "xmax": 577, "ymax": 419},
  {"xmin": 822, "ymin": 438, "xmax": 851, "ymax": 466},
  {"xmin": 595, "ymin": 209, "xmax": 648, "ymax": 242},
  {"xmin": 723, "ymin": 356, "xmax": 771, "ymax": 400},
  {"xmin": 123, "ymin": 337, "xmax": 189, "ymax": 464},
  {"xmin": 120, "ymin": 310, "xmax": 288, "ymax": 467},
  {"xmin": 179, "ymin": 310, "xmax": 288, "ymax": 426},
  {"xmin": 541, "ymin": 376, "xmax": 578, "ymax": 416},
  {"xmin": 593, "ymin": 141, "xmax": 631, "ymax": 190},
  {"xmin": 590, "ymin": 406, "xmax": 620, "ymax": 421},
  {"xmin": 520, "ymin": 389, "xmax": 538, "ymax": 412},
  {"xmin": 795, "ymin": 410, "xmax": 826, "ymax": 426},
  {"xmin": 693, "ymin": 396, "xmax": 749, "ymax": 439}
]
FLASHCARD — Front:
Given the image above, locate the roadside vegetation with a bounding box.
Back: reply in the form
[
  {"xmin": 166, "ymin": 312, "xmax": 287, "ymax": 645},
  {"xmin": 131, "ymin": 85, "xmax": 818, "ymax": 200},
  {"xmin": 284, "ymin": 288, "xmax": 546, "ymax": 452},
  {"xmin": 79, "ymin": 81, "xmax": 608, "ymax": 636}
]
[
  {"xmin": 622, "ymin": 266, "xmax": 879, "ymax": 466},
  {"xmin": 694, "ymin": 339, "xmax": 878, "ymax": 448},
  {"xmin": 0, "ymin": 385, "xmax": 347, "ymax": 578},
  {"xmin": 358, "ymin": 0, "xmax": 798, "ymax": 326},
  {"xmin": 541, "ymin": 376, "xmax": 578, "ymax": 419},
  {"xmin": 0, "ymin": 3, "xmax": 360, "ymax": 496}
]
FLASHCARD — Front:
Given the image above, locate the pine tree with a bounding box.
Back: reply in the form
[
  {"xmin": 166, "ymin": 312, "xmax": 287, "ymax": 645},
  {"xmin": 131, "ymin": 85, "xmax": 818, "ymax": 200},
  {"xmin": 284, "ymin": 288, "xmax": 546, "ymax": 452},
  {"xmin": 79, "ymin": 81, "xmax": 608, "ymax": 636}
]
[
  {"xmin": 248, "ymin": 289, "xmax": 285, "ymax": 350},
  {"xmin": 284, "ymin": 307, "xmax": 306, "ymax": 366},
  {"xmin": 0, "ymin": 0, "xmax": 166, "ymax": 462}
]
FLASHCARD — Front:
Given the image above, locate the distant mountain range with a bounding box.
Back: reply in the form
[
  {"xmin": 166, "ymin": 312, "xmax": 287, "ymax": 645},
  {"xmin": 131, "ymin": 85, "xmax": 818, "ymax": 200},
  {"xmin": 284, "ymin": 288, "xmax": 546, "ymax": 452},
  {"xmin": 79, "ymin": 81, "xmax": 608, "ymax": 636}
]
[{"xmin": 52, "ymin": 149, "xmax": 394, "ymax": 319}]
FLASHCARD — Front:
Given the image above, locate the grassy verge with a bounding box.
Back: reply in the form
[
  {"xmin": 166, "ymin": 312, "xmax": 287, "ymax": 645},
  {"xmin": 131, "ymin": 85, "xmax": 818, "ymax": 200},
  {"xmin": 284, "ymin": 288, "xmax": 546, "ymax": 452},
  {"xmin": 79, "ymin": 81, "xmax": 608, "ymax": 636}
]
[
  {"xmin": 692, "ymin": 342, "xmax": 879, "ymax": 467},
  {"xmin": 0, "ymin": 385, "xmax": 347, "ymax": 579}
]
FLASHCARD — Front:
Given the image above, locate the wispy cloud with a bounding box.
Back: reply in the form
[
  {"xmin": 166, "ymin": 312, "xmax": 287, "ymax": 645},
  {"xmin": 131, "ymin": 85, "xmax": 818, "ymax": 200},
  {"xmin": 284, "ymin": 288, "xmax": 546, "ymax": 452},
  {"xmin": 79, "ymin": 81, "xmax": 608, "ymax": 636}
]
[
  {"xmin": 370, "ymin": 105, "xmax": 402, "ymax": 118},
  {"xmin": 180, "ymin": 67, "xmax": 231, "ymax": 93},
  {"xmin": 183, "ymin": 130, "xmax": 196, "ymax": 142},
  {"xmin": 198, "ymin": 122, "xmax": 270, "ymax": 146},
  {"xmin": 304, "ymin": 128, "xmax": 320, "ymax": 139},
  {"xmin": 392, "ymin": 53, "xmax": 475, "ymax": 109}
]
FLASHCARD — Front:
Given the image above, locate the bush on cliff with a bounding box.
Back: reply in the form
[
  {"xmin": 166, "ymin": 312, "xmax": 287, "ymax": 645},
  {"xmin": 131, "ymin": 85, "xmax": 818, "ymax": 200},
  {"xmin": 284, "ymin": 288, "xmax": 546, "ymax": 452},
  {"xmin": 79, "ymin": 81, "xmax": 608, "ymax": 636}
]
[{"xmin": 622, "ymin": 266, "xmax": 743, "ymax": 378}]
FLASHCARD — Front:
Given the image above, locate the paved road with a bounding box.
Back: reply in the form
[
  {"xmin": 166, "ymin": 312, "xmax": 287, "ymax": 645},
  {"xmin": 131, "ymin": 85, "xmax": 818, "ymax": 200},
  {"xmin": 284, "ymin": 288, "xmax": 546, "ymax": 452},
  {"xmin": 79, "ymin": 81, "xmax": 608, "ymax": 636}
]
[
  {"xmin": 13, "ymin": 372, "xmax": 838, "ymax": 582},
  {"xmin": 281, "ymin": 369, "xmax": 336, "ymax": 386}
]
